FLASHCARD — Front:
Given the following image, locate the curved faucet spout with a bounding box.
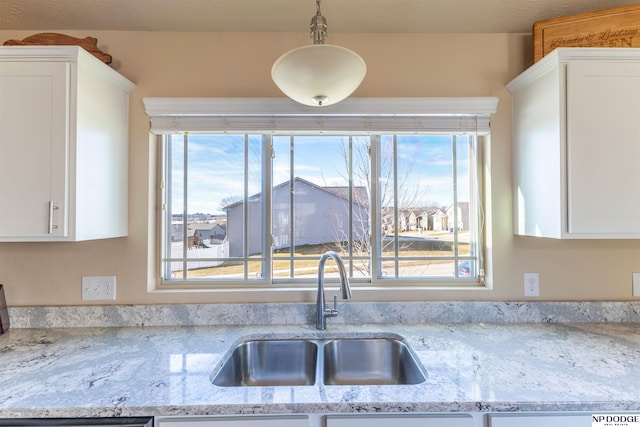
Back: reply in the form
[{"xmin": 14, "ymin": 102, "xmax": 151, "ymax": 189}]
[{"xmin": 316, "ymin": 251, "xmax": 352, "ymax": 330}]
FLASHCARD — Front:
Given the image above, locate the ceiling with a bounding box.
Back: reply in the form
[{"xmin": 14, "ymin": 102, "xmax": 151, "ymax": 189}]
[{"xmin": 1, "ymin": 0, "xmax": 638, "ymax": 34}]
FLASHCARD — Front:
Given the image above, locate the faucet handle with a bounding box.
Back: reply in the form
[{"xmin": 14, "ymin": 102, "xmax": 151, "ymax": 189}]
[{"xmin": 324, "ymin": 294, "xmax": 338, "ymax": 319}]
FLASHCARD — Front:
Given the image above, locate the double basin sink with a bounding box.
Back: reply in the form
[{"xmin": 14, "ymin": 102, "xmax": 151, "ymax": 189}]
[{"xmin": 211, "ymin": 336, "xmax": 426, "ymax": 387}]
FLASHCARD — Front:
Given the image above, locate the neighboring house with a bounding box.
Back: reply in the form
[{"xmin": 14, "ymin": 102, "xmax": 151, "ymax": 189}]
[
  {"xmin": 446, "ymin": 202, "xmax": 469, "ymax": 231},
  {"xmin": 408, "ymin": 211, "xmax": 418, "ymax": 231},
  {"xmin": 194, "ymin": 223, "xmax": 226, "ymax": 243},
  {"xmin": 430, "ymin": 209, "xmax": 448, "ymax": 231},
  {"xmin": 383, "ymin": 208, "xmax": 410, "ymax": 232},
  {"xmin": 414, "ymin": 208, "xmax": 445, "ymax": 231},
  {"xmin": 170, "ymin": 222, "xmax": 184, "ymax": 242},
  {"xmin": 171, "ymin": 222, "xmax": 227, "ymax": 248},
  {"xmin": 226, "ymin": 177, "xmax": 369, "ymax": 257},
  {"xmin": 382, "ymin": 207, "xmax": 448, "ymax": 233},
  {"xmin": 211, "ymin": 223, "xmax": 227, "ymax": 240}
]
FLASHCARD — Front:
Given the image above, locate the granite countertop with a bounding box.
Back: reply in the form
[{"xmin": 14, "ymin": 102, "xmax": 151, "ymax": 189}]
[{"xmin": 0, "ymin": 321, "xmax": 639, "ymax": 418}]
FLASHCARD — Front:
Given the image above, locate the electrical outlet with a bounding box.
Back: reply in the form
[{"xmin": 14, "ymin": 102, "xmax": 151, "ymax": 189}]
[
  {"xmin": 82, "ymin": 276, "xmax": 116, "ymax": 300},
  {"xmin": 524, "ymin": 272, "xmax": 539, "ymax": 297},
  {"xmin": 633, "ymin": 273, "xmax": 640, "ymax": 297}
]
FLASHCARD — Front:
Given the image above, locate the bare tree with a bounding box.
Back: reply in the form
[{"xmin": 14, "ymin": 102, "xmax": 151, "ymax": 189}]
[
  {"xmin": 327, "ymin": 138, "xmax": 424, "ymax": 276},
  {"xmin": 218, "ymin": 195, "xmax": 243, "ymax": 213}
]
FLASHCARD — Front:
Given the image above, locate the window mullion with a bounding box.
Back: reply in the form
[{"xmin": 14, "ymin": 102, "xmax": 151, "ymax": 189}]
[
  {"xmin": 452, "ymin": 135, "xmax": 460, "ymax": 277},
  {"xmin": 392, "ymin": 135, "xmax": 399, "ymax": 278},
  {"xmin": 181, "ymin": 134, "xmax": 188, "ymax": 280},
  {"xmin": 243, "ymin": 134, "xmax": 249, "ymax": 280},
  {"xmin": 369, "ymin": 136, "xmax": 380, "ymax": 281},
  {"xmin": 263, "ymin": 135, "xmax": 272, "ymax": 282},
  {"xmin": 165, "ymin": 135, "xmax": 173, "ymax": 277},
  {"xmin": 163, "ymin": 136, "xmax": 172, "ymax": 280},
  {"xmin": 474, "ymin": 133, "xmax": 486, "ymax": 283},
  {"xmin": 348, "ymin": 136, "xmax": 354, "ymax": 277},
  {"xmin": 289, "ymin": 136, "xmax": 295, "ymax": 278}
]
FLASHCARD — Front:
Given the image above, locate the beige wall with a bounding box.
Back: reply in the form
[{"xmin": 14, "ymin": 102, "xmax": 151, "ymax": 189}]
[{"xmin": 1, "ymin": 30, "xmax": 639, "ymax": 306}]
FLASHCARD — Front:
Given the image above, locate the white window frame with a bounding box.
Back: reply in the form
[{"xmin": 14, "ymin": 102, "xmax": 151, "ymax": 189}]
[{"xmin": 144, "ymin": 97, "xmax": 498, "ymax": 291}]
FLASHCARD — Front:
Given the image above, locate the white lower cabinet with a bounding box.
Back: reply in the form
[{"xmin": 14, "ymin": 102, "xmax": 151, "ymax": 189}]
[
  {"xmin": 156, "ymin": 415, "xmax": 309, "ymax": 427},
  {"xmin": 487, "ymin": 413, "xmax": 590, "ymax": 427},
  {"xmin": 156, "ymin": 414, "xmax": 474, "ymax": 427},
  {"xmin": 326, "ymin": 414, "xmax": 474, "ymax": 426},
  {"xmin": 160, "ymin": 412, "xmax": 633, "ymax": 427}
]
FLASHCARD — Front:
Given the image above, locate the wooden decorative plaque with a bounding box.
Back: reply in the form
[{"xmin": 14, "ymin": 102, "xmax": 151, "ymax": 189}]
[
  {"xmin": 3, "ymin": 33, "xmax": 112, "ymax": 64},
  {"xmin": 533, "ymin": 4, "xmax": 640, "ymax": 62}
]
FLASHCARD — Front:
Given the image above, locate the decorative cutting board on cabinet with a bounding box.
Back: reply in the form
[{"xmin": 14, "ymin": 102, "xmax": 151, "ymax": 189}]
[
  {"xmin": 0, "ymin": 46, "xmax": 135, "ymax": 241},
  {"xmin": 507, "ymin": 47, "xmax": 640, "ymax": 239}
]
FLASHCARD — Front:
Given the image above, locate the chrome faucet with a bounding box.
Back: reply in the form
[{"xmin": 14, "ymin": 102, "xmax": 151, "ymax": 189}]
[{"xmin": 316, "ymin": 251, "xmax": 352, "ymax": 330}]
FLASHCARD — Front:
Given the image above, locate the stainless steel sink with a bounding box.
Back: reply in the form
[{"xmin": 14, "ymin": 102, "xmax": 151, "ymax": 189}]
[
  {"xmin": 211, "ymin": 339, "xmax": 318, "ymax": 386},
  {"xmin": 211, "ymin": 336, "xmax": 426, "ymax": 387},
  {"xmin": 323, "ymin": 338, "xmax": 426, "ymax": 385}
]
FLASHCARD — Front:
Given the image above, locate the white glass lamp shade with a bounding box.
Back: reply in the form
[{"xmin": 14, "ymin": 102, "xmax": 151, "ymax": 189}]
[{"xmin": 271, "ymin": 44, "xmax": 366, "ymax": 107}]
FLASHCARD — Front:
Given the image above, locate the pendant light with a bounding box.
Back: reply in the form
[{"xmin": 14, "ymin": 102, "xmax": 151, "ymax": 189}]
[{"xmin": 271, "ymin": 0, "xmax": 367, "ymax": 107}]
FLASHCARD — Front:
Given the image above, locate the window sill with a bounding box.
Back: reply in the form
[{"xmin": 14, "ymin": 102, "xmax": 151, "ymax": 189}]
[{"xmin": 149, "ymin": 280, "xmax": 491, "ymax": 304}]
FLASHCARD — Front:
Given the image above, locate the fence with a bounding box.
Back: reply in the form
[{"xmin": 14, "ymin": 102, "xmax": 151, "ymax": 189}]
[{"xmin": 170, "ymin": 241, "xmax": 229, "ymax": 272}]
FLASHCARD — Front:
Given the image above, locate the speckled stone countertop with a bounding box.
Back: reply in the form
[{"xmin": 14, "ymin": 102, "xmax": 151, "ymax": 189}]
[{"xmin": 1, "ymin": 321, "xmax": 639, "ymax": 418}]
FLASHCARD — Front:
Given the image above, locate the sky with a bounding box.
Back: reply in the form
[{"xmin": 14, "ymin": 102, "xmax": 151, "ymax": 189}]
[{"xmin": 168, "ymin": 133, "xmax": 472, "ymax": 215}]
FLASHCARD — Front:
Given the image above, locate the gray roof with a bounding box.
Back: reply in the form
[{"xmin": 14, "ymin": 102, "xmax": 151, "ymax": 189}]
[{"xmin": 225, "ymin": 177, "xmax": 369, "ymax": 209}]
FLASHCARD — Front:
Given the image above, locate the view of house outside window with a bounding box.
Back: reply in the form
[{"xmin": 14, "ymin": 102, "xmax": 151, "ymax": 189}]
[{"xmin": 162, "ymin": 132, "xmax": 481, "ymax": 286}]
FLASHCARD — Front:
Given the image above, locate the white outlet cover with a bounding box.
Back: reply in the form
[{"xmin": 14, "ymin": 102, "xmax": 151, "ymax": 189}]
[
  {"xmin": 523, "ymin": 272, "xmax": 539, "ymax": 297},
  {"xmin": 633, "ymin": 273, "xmax": 640, "ymax": 297}
]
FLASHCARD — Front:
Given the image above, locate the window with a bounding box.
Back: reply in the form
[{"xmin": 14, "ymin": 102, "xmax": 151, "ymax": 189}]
[{"xmin": 145, "ymin": 97, "xmax": 497, "ymax": 289}]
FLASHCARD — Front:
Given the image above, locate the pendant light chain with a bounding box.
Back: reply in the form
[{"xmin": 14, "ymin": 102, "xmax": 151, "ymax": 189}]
[{"xmin": 311, "ymin": 0, "xmax": 328, "ymax": 45}]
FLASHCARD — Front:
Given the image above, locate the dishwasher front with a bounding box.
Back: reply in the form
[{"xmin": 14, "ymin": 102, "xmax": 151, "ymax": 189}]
[{"xmin": 0, "ymin": 417, "xmax": 153, "ymax": 427}]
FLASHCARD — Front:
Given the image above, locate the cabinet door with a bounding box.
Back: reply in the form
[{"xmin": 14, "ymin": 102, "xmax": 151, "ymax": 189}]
[
  {"xmin": 326, "ymin": 414, "xmax": 473, "ymax": 427},
  {"xmin": 157, "ymin": 415, "xmax": 308, "ymax": 427},
  {"xmin": 0, "ymin": 61, "xmax": 69, "ymax": 238},
  {"xmin": 488, "ymin": 413, "xmax": 590, "ymax": 427},
  {"xmin": 566, "ymin": 61, "xmax": 640, "ymax": 235}
]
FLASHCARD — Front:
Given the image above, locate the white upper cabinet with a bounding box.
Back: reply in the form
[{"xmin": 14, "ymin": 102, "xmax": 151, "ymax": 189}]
[
  {"xmin": 507, "ymin": 48, "xmax": 640, "ymax": 239},
  {"xmin": 0, "ymin": 46, "xmax": 135, "ymax": 241}
]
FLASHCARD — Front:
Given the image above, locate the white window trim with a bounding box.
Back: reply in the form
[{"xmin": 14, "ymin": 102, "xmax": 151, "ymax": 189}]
[
  {"xmin": 143, "ymin": 97, "xmax": 498, "ymax": 294},
  {"xmin": 143, "ymin": 97, "xmax": 498, "ymax": 134}
]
